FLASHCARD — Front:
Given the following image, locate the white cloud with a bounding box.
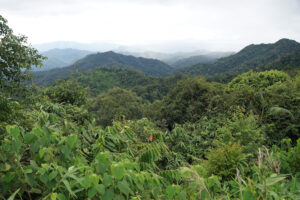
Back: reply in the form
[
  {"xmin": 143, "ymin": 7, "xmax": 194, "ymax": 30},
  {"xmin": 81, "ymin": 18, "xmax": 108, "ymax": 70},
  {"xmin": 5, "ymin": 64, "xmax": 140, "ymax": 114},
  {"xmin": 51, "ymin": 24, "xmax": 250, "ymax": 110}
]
[{"xmin": 0, "ymin": 0, "xmax": 299, "ymax": 52}]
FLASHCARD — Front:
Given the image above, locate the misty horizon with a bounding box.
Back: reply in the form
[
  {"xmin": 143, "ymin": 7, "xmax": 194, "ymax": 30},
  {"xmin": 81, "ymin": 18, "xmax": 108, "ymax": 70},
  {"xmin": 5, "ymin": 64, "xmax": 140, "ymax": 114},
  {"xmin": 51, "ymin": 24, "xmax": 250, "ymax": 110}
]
[
  {"xmin": 33, "ymin": 38, "xmax": 299, "ymax": 54},
  {"xmin": 1, "ymin": 0, "xmax": 300, "ymax": 52}
]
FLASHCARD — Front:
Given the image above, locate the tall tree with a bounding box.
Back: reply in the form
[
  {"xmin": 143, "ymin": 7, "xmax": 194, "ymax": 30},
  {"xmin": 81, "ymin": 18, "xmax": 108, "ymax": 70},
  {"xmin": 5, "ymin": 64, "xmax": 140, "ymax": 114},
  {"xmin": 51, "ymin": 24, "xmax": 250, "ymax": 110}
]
[{"xmin": 0, "ymin": 15, "xmax": 45, "ymax": 90}]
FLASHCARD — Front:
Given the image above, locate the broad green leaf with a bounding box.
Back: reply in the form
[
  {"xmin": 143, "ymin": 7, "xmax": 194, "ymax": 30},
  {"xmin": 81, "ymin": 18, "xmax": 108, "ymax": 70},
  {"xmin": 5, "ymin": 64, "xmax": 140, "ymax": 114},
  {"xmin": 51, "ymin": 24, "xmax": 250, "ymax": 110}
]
[
  {"xmin": 117, "ymin": 180, "xmax": 133, "ymax": 196},
  {"xmin": 51, "ymin": 193, "xmax": 58, "ymax": 200},
  {"xmin": 88, "ymin": 187, "xmax": 97, "ymax": 198},
  {"xmin": 57, "ymin": 193, "xmax": 66, "ymax": 200},
  {"xmin": 111, "ymin": 163, "xmax": 125, "ymax": 180},
  {"xmin": 103, "ymin": 174, "xmax": 113, "ymax": 187},
  {"xmin": 39, "ymin": 148, "xmax": 47, "ymax": 158},
  {"xmin": 6, "ymin": 125, "xmax": 20, "ymax": 139},
  {"xmin": 102, "ymin": 188, "xmax": 115, "ymax": 200},
  {"xmin": 90, "ymin": 173, "xmax": 100, "ymax": 185},
  {"xmin": 81, "ymin": 175, "xmax": 92, "ymax": 189},
  {"xmin": 12, "ymin": 140, "xmax": 22, "ymax": 153},
  {"xmin": 49, "ymin": 171, "xmax": 58, "ymax": 181},
  {"xmin": 94, "ymin": 184, "xmax": 105, "ymax": 195},
  {"xmin": 32, "ymin": 126, "xmax": 43, "ymax": 137},
  {"xmin": 39, "ymin": 174, "xmax": 48, "ymax": 184},
  {"xmin": 24, "ymin": 133, "xmax": 35, "ymax": 144}
]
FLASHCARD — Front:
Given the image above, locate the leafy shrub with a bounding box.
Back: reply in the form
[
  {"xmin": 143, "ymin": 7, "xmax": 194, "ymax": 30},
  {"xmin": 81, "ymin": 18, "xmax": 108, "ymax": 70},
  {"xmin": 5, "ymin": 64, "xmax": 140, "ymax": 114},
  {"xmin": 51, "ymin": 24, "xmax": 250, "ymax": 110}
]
[
  {"xmin": 161, "ymin": 77, "xmax": 220, "ymax": 128},
  {"xmin": 206, "ymin": 142, "xmax": 246, "ymax": 180},
  {"xmin": 44, "ymin": 80, "xmax": 87, "ymax": 106},
  {"xmin": 214, "ymin": 114, "xmax": 265, "ymax": 159},
  {"xmin": 89, "ymin": 87, "xmax": 144, "ymax": 127},
  {"xmin": 274, "ymin": 139, "xmax": 300, "ymax": 174},
  {"xmin": 228, "ymin": 70, "xmax": 290, "ymax": 90}
]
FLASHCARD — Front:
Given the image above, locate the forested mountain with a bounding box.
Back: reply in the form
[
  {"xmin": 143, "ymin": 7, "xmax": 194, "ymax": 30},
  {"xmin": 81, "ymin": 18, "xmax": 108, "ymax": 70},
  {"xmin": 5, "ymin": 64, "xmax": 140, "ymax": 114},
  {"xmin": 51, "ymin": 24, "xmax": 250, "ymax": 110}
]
[
  {"xmin": 2, "ymin": 14, "xmax": 300, "ymax": 200},
  {"xmin": 178, "ymin": 39, "xmax": 300, "ymax": 77},
  {"xmin": 72, "ymin": 67, "xmax": 184, "ymax": 102},
  {"xmin": 257, "ymin": 50, "xmax": 300, "ymax": 73},
  {"xmin": 170, "ymin": 52, "xmax": 233, "ymax": 69},
  {"xmin": 32, "ymin": 51, "xmax": 173, "ymax": 86},
  {"xmin": 32, "ymin": 48, "xmax": 92, "ymax": 71},
  {"xmin": 121, "ymin": 50, "xmax": 233, "ymax": 66}
]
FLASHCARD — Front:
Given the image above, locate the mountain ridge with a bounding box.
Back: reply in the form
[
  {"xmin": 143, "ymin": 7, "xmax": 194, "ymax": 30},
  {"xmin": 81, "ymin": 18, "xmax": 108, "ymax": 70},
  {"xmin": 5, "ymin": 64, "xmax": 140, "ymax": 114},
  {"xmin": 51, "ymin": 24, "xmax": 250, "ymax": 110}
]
[
  {"xmin": 32, "ymin": 51, "xmax": 173, "ymax": 86},
  {"xmin": 177, "ymin": 38, "xmax": 300, "ymax": 77},
  {"xmin": 32, "ymin": 48, "xmax": 92, "ymax": 71}
]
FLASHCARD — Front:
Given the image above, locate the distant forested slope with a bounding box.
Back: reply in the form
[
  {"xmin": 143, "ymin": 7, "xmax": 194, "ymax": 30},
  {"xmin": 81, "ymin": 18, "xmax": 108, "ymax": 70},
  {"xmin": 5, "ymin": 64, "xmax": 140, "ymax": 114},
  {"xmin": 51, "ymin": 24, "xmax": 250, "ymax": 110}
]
[
  {"xmin": 178, "ymin": 39, "xmax": 300, "ymax": 77},
  {"xmin": 72, "ymin": 67, "xmax": 185, "ymax": 102},
  {"xmin": 257, "ymin": 50, "xmax": 300, "ymax": 74},
  {"xmin": 32, "ymin": 51, "xmax": 173, "ymax": 86},
  {"xmin": 171, "ymin": 52, "xmax": 233, "ymax": 69},
  {"xmin": 32, "ymin": 48, "xmax": 92, "ymax": 71}
]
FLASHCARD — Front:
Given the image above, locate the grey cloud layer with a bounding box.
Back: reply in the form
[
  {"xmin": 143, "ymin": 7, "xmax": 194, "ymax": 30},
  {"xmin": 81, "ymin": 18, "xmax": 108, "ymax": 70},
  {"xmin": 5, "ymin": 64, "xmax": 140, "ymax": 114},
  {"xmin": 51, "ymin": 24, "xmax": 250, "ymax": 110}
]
[{"xmin": 0, "ymin": 0, "xmax": 299, "ymax": 51}]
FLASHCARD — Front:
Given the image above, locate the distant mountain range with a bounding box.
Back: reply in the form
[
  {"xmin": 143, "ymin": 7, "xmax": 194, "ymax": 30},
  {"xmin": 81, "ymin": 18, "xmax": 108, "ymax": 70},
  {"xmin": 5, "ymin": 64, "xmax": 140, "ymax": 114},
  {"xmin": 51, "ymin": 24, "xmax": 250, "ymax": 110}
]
[
  {"xmin": 32, "ymin": 48, "xmax": 92, "ymax": 71},
  {"xmin": 33, "ymin": 40, "xmax": 236, "ymax": 53},
  {"xmin": 178, "ymin": 39, "xmax": 300, "ymax": 78},
  {"xmin": 34, "ymin": 41, "xmax": 122, "ymax": 52},
  {"xmin": 120, "ymin": 50, "xmax": 233, "ymax": 65},
  {"xmin": 33, "ymin": 46, "xmax": 233, "ymax": 72},
  {"xmin": 32, "ymin": 38, "xmax": 300, "ymax": 86},
  {"xmin": 170, "ymin": 52, "xmax": 234, "ymax": 69},
  {"xmin": 32, "ymin": 51, "xmax": 173, "ymax": 86}
]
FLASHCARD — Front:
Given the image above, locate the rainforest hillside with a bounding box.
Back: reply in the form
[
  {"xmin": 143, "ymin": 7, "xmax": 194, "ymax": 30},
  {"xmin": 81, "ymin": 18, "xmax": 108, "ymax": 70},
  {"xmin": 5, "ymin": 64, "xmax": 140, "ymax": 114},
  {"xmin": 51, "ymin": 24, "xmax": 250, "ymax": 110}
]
[
  {"xmin": 32, "ymin": 51, "xmax": 173, "ymax": 86},
  {"xmin": 1, "ymin": 14, "xmax": 300, "ymax": 200},
  {"xmin": 178, "ymin": 39, "xmax": 300, "ymax": 78},
  {"xmin": 72, "ymin": 67, "xmax": 185, "ymax": 102}
]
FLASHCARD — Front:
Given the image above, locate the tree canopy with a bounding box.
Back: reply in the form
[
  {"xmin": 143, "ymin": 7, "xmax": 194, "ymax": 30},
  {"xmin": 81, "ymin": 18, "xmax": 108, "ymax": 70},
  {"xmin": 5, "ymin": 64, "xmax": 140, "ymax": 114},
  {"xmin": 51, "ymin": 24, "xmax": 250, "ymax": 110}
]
[{"xmin": 0, "ymin": 15, "xmax": 45, "ymax": 90}]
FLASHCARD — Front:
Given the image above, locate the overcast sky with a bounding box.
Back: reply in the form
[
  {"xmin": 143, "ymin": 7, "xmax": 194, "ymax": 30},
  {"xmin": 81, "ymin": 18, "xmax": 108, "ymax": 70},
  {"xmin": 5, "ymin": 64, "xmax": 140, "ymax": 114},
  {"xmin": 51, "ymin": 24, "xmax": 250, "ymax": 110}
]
[{"xmin": 1, "ymin": 0, "xmax": 300, "ymax": 52}]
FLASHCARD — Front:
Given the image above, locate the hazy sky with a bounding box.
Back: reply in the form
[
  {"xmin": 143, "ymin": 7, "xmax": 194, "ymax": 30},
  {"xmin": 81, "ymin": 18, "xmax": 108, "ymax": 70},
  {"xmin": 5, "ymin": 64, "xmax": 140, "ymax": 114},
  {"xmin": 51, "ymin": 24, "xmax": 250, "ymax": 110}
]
[{"xmin": 1, "ymin": 0, "xmax": 300, "ymax": 51}]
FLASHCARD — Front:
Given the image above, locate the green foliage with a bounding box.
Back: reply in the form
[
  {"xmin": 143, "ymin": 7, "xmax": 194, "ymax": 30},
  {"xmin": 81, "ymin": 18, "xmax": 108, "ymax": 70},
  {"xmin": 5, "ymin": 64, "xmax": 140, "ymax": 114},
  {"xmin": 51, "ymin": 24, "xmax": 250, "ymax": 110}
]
[
  {"xmin": 89, "ymin": 87, "xmax": 144, "ymax": 126},
  {"xmin": 206, "ymin": 142, "xmax": 246, "ymax": 180},
  {"xmin": 32, "ymin": 51, "xmax": 174, "ymax": 86},
  {"xmin": 228, "ymin": 70, "xmax": 290, "ymax": 90},
  {"xmin": 0, "ymin": 15, "xmax": 45, "ymax": 89},
  {"xmin": 214, "ymin": 114, "xmax": 265, "ymax": 158},
  {"xmin": 178, "ymin": 38, "xmax": 300, "ymax": 80},
  {"xmin": 1, "ymin": 21, "xmax": 300, "ymax": 199},
  {"xmin": 44, "ymin": 80, "xmax": 87, "ymax": 106},
  {"xmin": 72, "ymin": 67, "xmax": 184, "ymax": 102},
  {"xmin": 161, "ymin": 77, "xmax": 220, "ymax": 128},
  {"xmin": 259, "ymin": 50, "xmax": 300, "ymax": 74},
  {"xmin": 274, "ymin": 139, "xmax": 300, "ymax": 174}
]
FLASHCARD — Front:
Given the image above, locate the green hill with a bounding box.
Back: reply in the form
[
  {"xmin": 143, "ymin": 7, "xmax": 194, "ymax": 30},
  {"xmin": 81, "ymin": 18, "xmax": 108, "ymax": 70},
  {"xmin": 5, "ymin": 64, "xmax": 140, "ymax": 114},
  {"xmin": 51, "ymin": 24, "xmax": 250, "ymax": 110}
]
[
  {"xmin": 32, "ymin": 51, "xmax": 173, "ymax": 86},
  {"xmin": 257, "ymin": 50, "xmax": 300, "ymax": 74},
  {"xmin": 72, "ymin": 67, "xmax": 184, "ymax": 102},
  {"xmin": 32, "ymin": 48, "xmax": 92, "ymax": 71},
  {"xmin": 170, "ymin": 52, "xmax": 234, "ymax": 69},
  {"xmin": 178, "ymin": 39, "xmax": 300, "ymax": 77}
]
